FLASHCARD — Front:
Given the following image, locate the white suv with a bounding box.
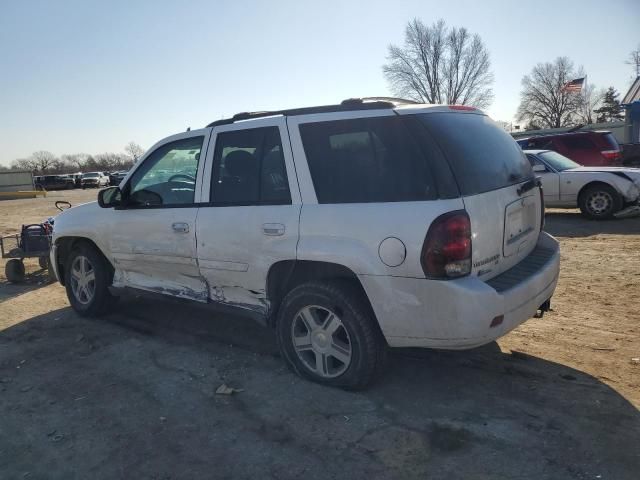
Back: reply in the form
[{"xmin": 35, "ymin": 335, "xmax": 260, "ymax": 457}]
[{"xmin": 50, "ymin": 98, "xmax": 560, "ymax": 389}]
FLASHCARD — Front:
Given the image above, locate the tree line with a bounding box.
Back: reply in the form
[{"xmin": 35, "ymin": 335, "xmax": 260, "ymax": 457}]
[
  {"xmin": 1, "ymin": 142, "xmax": 145, "ymax": 175},
  {"xmin": 383, "ymin": 19, "xmax": 638, "ymax": 131},
  {"xmin": 2, "ymin": 21, "xmax": 637, "ymax": 169}
]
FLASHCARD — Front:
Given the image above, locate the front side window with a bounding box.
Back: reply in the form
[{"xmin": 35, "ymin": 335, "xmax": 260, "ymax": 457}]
[
  {"xmin": 299, "ymin": 116, "xmax": 438, "ymax": 204},
  {"xmin": 127, "ymin": 136, "xmax": 203, "ymax": 206},
  {"xmin": 210, "ymin": 127, "xmax": 291, "ymax": 205}
]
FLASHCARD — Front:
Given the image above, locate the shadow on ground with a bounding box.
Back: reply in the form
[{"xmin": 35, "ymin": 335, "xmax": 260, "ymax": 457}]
[
  {"xmin": 545, "ymin": 209, "xmax": 640, "ymax": 238},
  {"xmin": 0, "ymin": 264, "xmax": 54, "ymax": 303},
  {"xmin": 0, "ymin": 296, "xmax": 638, "ymax": 479}
]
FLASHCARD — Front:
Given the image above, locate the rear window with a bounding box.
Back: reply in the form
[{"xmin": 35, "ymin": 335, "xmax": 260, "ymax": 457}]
[
  {"xmin": 299, "ymin": 116, "xmax": 439, "ymax": 204},
  {"xmin": 601, "ymin": 133, "xmax": 620, "ymax": 150},
  {"xmin": 418, "ymin": 113, "xmax": 533, "ymax": 196}
]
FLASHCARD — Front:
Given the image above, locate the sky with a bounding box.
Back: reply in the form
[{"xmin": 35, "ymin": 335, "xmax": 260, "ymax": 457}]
[{"xmin": 1, "ymin": 0, "xmax": 638, "ymax": 166}]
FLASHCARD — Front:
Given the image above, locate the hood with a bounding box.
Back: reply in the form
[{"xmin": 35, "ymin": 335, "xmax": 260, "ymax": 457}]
[
  {"xmin": 567, "ymin": 167, "xmax": 640, "ymax": 182},
  {"xmin": 53, "ymin": 201, "xmax": 100, "ymax": 231}
]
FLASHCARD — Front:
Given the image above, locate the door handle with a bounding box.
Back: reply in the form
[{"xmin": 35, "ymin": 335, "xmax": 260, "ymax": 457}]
[
  {"xmin": 172, "ymin": 222, "xmax": 190, "ymax": 233},
  {"xmin": 262, "ymin": 223, "xmax": 285, "ymax": 236}
]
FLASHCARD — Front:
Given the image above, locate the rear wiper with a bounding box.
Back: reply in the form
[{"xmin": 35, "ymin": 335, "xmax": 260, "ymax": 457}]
[{"xmin": 517, "ymin": 177, "xmax": 541, "ymax": 196}]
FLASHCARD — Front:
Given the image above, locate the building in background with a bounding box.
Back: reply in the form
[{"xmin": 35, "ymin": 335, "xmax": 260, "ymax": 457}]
[{"xmin": 0, "ymin": 171, "xmax": 35, "ymax": 200}]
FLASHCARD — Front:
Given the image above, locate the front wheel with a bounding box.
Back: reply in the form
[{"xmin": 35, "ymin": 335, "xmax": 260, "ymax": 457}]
[
  {"xmin": 579, "ymin": 184, "xmax": 622, "ymax": 219},
  {"xmin": 65, "ymin": 243, "xmax": 115, "ymax": 316},
  {"xmin": 276, "ymin": 281, "xmax": 386, "ymax": 390}
]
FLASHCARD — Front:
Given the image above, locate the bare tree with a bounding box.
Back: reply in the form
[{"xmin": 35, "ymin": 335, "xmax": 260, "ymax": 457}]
[
  {"xmin": 383, "ymin": 19, "xmax": 494, "ymax": 109},
  {"xmin": 124, "ymin": 142, "xmax": 145, "ymax": 162},
  {"xmin": 626, "ymin": 44, "xmax": 640, "ymax": 77},
  {"xmin": 94, "ymin": 152, "xmax": 128, "ymax": 171},
  {"xmin": 575, "ymin": 84, "xmax": 606, "ymax": 125},
  {"xmin": 10, "ymin": 158, "xmax": 36, "ymax": 171},
  {"xmin": 61, "ymin": 153, "xmax": 91, "ymax": 171},
  {"xmin": 29, "ymin": 151, "xmax": 57, "ymax": 173},
  {"xmin": 516, "ymin": 57, "xmax": 584, "ymax": 128}
]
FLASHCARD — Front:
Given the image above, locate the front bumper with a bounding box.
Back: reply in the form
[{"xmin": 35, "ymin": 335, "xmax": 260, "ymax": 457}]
[
  {"xmin": 359, "ymin": 232, "xmax": 560, "ymax": 349},
  {"xmin": 49, "ymin": 243, "xmax": 60, "ymax": 283}
]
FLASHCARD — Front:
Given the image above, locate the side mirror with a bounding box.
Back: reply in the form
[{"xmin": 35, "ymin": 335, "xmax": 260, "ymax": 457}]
[
  {"xmin": 98, "ymin": 186, "xmax": 122, "ymax": 208},
  {"xmin": 532, "ymin": 164, "xmax": 547, "ymax": 173}
]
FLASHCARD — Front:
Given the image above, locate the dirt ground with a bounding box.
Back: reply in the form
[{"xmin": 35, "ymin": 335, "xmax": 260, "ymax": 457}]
[{"xmin": 0, "ymin": 189, "xmax": 638, "ymax": 479}]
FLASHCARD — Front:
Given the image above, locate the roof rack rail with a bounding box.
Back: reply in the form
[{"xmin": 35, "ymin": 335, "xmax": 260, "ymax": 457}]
[
  {"xmin": 206, "ymin": 97, "xmax": 416, "ymax": 128},
  {"xmin": 341, "ymin": 96, "xmax": 419, "ymax": 105}
]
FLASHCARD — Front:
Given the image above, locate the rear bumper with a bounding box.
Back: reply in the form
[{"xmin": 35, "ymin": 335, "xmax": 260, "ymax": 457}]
[{"xmin": 359, "ymin": 232, "xmax": 560, "ymax": 349}]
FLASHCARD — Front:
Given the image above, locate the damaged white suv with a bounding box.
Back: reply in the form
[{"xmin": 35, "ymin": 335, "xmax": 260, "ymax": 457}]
[{"xmin": 51, "ymin": 98, "xmax": 560, "ymax": 389}]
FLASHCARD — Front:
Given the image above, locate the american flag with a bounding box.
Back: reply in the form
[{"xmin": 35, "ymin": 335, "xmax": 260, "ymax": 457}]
[{"xmin": 562, "ymin": 77, "xmax": 585, "ymax": 93}]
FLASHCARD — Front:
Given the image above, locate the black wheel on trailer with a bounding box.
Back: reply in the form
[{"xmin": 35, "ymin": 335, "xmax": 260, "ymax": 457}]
[{"xmin": 5, "ymin": 259, "xmax": 26, "ymax": 283}]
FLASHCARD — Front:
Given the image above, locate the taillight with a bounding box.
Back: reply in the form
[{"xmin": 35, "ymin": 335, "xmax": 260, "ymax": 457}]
[
  {"xmin": 601, "ymin": 150, "xmax": 621, "ymax": 163},
  {"xmin": 421, "ymin": 211, "xmax": 472, "ymax": 279}
]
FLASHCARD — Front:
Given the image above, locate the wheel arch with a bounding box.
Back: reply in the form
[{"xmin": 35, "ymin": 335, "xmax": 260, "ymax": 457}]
[
  {"xmin": 54, "ymin": 236, "xmax": 113, "ymax": 286},
  {"xmin": 265, "ymin": 260, "xmax": 380, "ymax": 332},
  {"xmin": 577, "ymin": 180, "xmax": 623, "ymax": 203}
]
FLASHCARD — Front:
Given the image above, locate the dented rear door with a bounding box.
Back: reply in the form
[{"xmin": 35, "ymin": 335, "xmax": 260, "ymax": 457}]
[{"xmin": 195, "ymin": 117, "xmax": 301, "ymax": 316}]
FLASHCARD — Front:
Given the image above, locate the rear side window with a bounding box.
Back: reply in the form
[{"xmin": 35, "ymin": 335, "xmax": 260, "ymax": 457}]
[
  {"xmin": 211, "ymin": 127, "xmax": 291, "ymax": 205},
  {"xmin": 299, "ymin": 116, "xmax": 438, "ymax": 204},
  {"xmin": 419, "ymin": 113, "xmax": 533, "ymax": 196},
  {"xmin": 560, "ymin": 135, "xmax": 595, "ymax": 150}
]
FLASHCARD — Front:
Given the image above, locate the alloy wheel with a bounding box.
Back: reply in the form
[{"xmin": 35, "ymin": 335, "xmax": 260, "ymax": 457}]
[
  {"xmin": 587, "ymin": 191, "xmax": 613, "ymax": 216},
  {"xmin": 291, "ymin": 305, "xmax": 352, "ymax": 378},
  {"xmin": 70, "ymin": 255, "xmax": 96, "ymax": 305}
]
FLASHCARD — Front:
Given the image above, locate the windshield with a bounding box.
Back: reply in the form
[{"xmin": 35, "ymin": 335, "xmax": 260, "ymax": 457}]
[
  {"xmin": 418, "ymin": 113, "xmax": 533, "ymax": 196},
  {"xmin": 539, "ymin": 150, "xmax": 580, "ymax": 171},
  {"xmin": 83, "ymin": 173, "xmax": 99, "ymax": 178}
]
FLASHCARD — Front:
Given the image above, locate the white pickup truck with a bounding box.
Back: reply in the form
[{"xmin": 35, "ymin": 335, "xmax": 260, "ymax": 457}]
[{"xmin": 50, "ymin": 98, "xmax": 560, "ymax": 389}]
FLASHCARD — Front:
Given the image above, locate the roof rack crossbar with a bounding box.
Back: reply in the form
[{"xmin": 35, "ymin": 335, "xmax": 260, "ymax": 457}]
[{"xmin": 206, "ymin": 98, "xmax": 410, "ymax": 128}]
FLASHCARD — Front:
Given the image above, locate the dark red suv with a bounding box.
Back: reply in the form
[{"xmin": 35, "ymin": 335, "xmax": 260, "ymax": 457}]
[{"xmin": 517, "ymin": 131, "xmax": 622, "ymax": 166}]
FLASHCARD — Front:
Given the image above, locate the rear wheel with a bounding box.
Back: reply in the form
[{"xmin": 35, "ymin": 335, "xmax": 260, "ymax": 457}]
[
  {"xmin": 5, "ymin": 259, "xmax": 25, "ymax": 283},
  {"xmin": 38, "ymin": 256, "xmax": 48, "ymax": 269},
  {"xmin": 65, "ymin": 243, "xmax": 115, "ymax": 316},
  {"xmin": 276, "ymin": 281, "xmax": 386, "ymax": 390},
  {"xmin": 579, "ymin": 184, "xmax": 622, "ymax": 219}
]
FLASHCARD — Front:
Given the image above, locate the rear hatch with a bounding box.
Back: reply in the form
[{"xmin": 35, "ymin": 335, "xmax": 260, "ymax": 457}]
[{"xmin": 417, "ymin": 112, "xmax": 543, "ymax": 280}]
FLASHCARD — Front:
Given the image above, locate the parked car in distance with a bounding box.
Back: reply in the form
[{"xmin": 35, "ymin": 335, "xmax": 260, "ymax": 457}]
[
  {"xmin": 35, "ymin": 175, "xmax": 76, "ymax": 191},
  {"xmin": 525, "ymin": 149, "xmax": 640, "ymax": 219},
  {"xmin": 81, "ymin": 172, "xmax": 109, "ymax": 188},
  {"xmin": 517, "ymin": 131, "xmax": 622, "ymax": 167},
  {"xmin": 109, "ymin": 170, "xmax": 128, "ymax": 186},
  {"xmin": 69, "ymin": 172, "xmax": 83, "ymax": 188},
  {"xmin": 50, "ymin": 98, "xmax": 560, "ymax": 389}
]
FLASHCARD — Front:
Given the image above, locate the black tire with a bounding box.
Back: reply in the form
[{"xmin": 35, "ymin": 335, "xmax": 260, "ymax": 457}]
[
  {"xmin": 64, "ymin": 243, "xmax": 115, "ymax": 317},
  {"xmin": 5, "ymin": 259, "xmax": 25, "ymax": 283},
  {"xmin": 38, "ymin": 256, "xmax": 48, "ymax": 269},
  {"xmin": 578, "ymin": 184, "xmax": 622, "ymax": 220},
  {"xmin": 276, "ymin": 280, "xmax": 386, "ymax": 390}
]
